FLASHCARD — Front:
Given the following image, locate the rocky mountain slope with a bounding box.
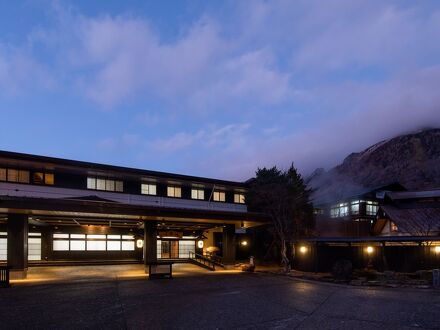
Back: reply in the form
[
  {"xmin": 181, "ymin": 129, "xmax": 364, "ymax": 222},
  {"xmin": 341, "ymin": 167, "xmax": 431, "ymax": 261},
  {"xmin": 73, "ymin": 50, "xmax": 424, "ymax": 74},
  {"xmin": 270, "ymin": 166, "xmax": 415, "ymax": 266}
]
[{"xmin": 308, "ymin": 129, "xmax": 440, "ymax": 204}]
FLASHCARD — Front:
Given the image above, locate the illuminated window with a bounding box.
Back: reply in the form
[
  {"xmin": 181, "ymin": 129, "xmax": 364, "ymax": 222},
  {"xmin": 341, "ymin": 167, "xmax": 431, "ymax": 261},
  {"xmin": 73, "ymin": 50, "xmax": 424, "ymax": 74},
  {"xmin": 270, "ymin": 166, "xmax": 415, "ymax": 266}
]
[
  {"xmin": 234, "ymin": 193, "xmax": 245, "ymax": 204},
  {"xmin": 330, "ymin": 203, "xmax": 349, "ymax": 218},
  {"xmin": 96, "ymin": 178, "xmax": 106, "ymax": 190},
  {"xmin": 0, "ymin": 168, "xmax": 6, "ymax": 181},
  {"xmin": 70, "ymin": 240, "xmax": 86, "ymax": 251},
  {"xmin": 115, "ymin": 181, "xmax": 123, "ymax": 192},
  {"xmin": 70, "ymin": 234, "xmax": 85, "ymax": 239},
  {"xmin": 191, "ymin": 189, "xmax": 205, "ymax": 200},
  {"xmin": 53, "ymin": 240, "xmax": 69, "ymax": 251},
  {"xmin": 351, "ymin": 200, "xmax": 361, "ymax": 214},
  {"xmin": 87, "ymin": 241, "xmax": 106, "ymax": 251},
  {"xmin": 178, "ymin": 240, "xmax": 195, "ymax": 258},
  {"xmin": 87, "ymin": 176, "xmax": 123, "ymax": 192},
  {"xmin": 53, "ymin": 233, "xmax": 69, "ymax": 239},
  {"xmin": 141, "ymin": 183, "xmax": 157, "ymax": 195},
  {"xmin": 391, "ymin": 222, "xmax": 398, "ymax": 232},
  {"xmin": 4, "ymin": 168, "xmax": 30, "ymax": 183},
  {"xmin": 33, "ymin": 172, "xmax": 44, "ymax": 184},
  {"xmin": 7, "ymin": 169, "xmax": 18, "ymax": 182},
  {"xmin": 33, "ymin": 172, "xmax": 54, "ymax": 185},
  {"xmin": 214, "ymin": 191, "xmax": 226, "ymax": 202},
  {"xmin": 0, "ymin": 236, "xmax": 6, "ymax": 261},
  {"xmin": 366, "ymin": 201, "xmax": 379, "ymax": 216},
  {"xmin": 107, "ymin": 241, "xmax": 121, "ymax": 251},
  {"xmin": 45, "ymin": 173, "xmax": 54, "ymax": 185},
  {"xmin": 87, "ymin": 177, "xmax": 96, "ymax": 189},
  {"xmin": 19, "ymin": 170, "xmax": 29, "ymax": 183},
  {"xmin": 167, "ymin": 186, "xmax": 182, "ymax": 198},
  {"xmin": 87, "ymin": 234, "xmax": 106, "ymax": 239},
  {"xmin": 28, "ymin": 236, "xmax": 41, "ymax": 261},
  {"xmin": 122, "ymin": 241, "xmax": 135, "ymax": 251},
  {"xmin": 106, "ymin": 179, "xmax": 115, "ymax": 191}
]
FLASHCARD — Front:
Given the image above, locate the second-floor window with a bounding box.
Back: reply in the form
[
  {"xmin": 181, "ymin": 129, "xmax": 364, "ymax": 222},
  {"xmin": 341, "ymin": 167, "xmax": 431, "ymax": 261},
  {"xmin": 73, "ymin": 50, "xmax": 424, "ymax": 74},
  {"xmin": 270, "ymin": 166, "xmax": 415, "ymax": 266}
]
[
  {"xmin": 0, "ymin": 168, "xmax": 30, "ymax": 184},
  {"xmin": 350, "ymin": 200, "xmax": 362, "ymax": 215},
  {"xmin": 366, "ymin": 201, "xmax": 379, "ymax": 216},
  {"xmin": 234, "ymin": 193, "xmax": 245, "ymax": 204},
  {"xmin": 330, "ymin": 203, "xmax": 349, "ymax": 218},
  {"xmin": 213, "ymin": 191, "xmax": 226, "ymax": 202},
  {"xmin": 141, "ymin": 183, "xmax": 157, "ymax": 195},
  {"xmin": 191, "ymin": 189, "xmax": 204, "ymax": 200},
  {"xmin": 167, "ymin": 185, "xmax": 181, "ymax": 198},
  {"xmin": 87, "ymin": 177, "xmax": 123, "ymax": 192},
  {"xmin": 33, "ymin": 172, "xmax": 54, "ymax": 185}
]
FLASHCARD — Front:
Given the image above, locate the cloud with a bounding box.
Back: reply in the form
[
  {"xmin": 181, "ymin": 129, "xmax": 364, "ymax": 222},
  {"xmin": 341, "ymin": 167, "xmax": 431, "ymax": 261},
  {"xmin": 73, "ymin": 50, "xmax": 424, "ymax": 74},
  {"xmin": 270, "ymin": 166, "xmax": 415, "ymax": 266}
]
[
  {"xmin": 2, "ymin": 1, "xmax": 440, "ymax": 182},
  {"xmin": 0, "ymin": 44, "xmax": 55, "ymax": 96},
  {"xmin": 150, "ymin": 123, "xmax": 251, "ymax": 153}
]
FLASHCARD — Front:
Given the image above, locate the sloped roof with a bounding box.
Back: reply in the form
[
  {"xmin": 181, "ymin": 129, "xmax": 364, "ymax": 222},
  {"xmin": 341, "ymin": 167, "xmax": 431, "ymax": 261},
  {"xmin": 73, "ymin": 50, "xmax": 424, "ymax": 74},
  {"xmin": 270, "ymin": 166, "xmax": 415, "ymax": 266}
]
[
  {"xmin": 380, "ymin": 205, "xmax": 440, "ymax": 235},
  {"xmin": 386, "ymin": 189, "xmax": 440, "ymax": 200}
]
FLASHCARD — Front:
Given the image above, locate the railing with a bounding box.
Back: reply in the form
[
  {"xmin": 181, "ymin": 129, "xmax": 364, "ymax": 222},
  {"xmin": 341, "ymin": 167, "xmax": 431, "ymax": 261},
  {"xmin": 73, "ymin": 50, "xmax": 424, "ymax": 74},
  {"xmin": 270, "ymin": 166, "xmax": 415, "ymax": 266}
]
[
  {"xmin": 0, "ymin": 266, "xmax": 10, "ymax": 288},
  {"xmin": 189, "ymin": 252, "xmax": 216, "ymax": 271}
]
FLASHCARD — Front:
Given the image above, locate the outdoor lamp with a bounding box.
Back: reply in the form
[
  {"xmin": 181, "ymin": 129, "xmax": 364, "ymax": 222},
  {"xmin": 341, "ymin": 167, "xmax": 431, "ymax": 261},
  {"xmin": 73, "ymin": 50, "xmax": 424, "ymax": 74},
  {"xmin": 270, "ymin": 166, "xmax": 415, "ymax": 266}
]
[
  {"xmin": 241, "ymin": 240, "xmax": 248, "ymax": 246},
  {"xmin": 299, "ymin": 246, "xmax": 307, "ymax": 254},
  {"xmin": 136, "ymin": 239, "xmax": 144, "ymax": 249},
  {"xmin": 197, "ymin": 240, "xmax": 204, "ymax": 249},
  {"xmin": 434, "ymin": 246, "xmax": 440, "ymax": 254},
  {"xmin": 366, "ymin": 246, "xmax": 374, "ymax": 254}
]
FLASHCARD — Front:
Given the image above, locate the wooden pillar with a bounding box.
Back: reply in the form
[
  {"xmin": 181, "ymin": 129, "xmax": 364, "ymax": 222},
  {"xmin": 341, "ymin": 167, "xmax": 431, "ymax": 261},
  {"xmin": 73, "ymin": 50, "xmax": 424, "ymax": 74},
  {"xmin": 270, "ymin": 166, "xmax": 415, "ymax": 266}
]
[
  {"xmin": 222, "ymin": 224, "xmax": 236, "ymax": 264},
  {"xmin": 7, "ymin": 214, "xmax": 29, "ymax": 279},
  {"xmin": 144, "ymin": 221, "xmax": 157, "ymax": 265}
]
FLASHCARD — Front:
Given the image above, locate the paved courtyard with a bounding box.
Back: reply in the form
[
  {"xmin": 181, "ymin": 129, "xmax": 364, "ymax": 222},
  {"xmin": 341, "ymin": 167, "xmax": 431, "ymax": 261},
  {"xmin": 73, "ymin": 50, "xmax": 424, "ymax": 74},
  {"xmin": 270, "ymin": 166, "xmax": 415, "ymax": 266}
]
[{"xmin": 1, "ymin": 265, "xmax": 440, "ymax": 329}]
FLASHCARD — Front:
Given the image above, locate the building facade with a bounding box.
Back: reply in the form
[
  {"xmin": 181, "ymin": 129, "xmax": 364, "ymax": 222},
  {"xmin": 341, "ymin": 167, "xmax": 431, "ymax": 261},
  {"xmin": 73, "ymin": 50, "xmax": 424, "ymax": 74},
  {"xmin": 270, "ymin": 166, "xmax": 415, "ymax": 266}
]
[{"xmin": 0, "ymin": 150, "xmax": 266, "ymax": 278}]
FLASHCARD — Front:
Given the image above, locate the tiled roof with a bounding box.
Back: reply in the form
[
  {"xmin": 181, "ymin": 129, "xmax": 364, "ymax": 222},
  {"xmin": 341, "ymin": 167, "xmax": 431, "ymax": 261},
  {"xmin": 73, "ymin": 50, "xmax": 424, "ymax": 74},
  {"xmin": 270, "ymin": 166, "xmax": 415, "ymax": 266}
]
[{"xmin": 381, "ymin": 205, "xmax": 440, "ymax": 235}]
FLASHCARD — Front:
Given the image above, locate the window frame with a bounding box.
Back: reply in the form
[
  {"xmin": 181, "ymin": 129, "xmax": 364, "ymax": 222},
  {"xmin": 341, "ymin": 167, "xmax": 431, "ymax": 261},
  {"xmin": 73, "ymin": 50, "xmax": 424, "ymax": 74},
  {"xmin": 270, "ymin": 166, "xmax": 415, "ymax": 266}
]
[
  {"xmin": 141, "ymin": 183, "xmax": 157, "ymax": 196},
  {"xmin": 167, "ymin": 185, "xmax": 182, "ymax": 198},
  {"xmin": 213, "ymin": 190, "xmax": 226, "ymax": 202},
  {"xmin": 191, "ymin": 188, "xmax": 205, "ymax": 200},
  {"xmin": 234, "ymin": 193, "xmax": 245, "ymax": 204}
]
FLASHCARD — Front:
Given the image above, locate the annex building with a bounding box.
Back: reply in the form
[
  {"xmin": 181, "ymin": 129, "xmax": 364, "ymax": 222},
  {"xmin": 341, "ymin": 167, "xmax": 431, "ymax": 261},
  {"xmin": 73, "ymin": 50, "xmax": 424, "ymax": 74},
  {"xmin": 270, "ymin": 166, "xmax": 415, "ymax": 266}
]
[{"xmin": 0, "ymin": 150, "xmax": 266, "ymax": 279}]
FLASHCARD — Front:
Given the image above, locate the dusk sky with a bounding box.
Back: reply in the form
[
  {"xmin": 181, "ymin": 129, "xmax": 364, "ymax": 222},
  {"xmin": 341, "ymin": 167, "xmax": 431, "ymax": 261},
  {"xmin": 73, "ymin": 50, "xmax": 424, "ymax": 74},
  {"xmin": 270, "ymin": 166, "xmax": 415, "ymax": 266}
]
[{"xmin": 1, "ymin": 0, "xmax": 440, "ymax": 181}]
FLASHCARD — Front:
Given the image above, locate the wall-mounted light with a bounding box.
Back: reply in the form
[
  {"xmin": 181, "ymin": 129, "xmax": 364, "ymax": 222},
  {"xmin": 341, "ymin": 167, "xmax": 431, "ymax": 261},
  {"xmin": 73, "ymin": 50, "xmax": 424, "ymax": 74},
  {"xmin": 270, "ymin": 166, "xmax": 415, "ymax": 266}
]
[
  {"xmin": 434, "ymin": 246, "xmax": 440, "ymax": 254},
  {"xmin": 136, "ymin": 239, "xmax": 144, "ymax": 249},
  {"xmin": 241, "ymin": 240, "xmax": 248, "ymax": 246},
  {"xmin": 366, "ymin": 246, "xmax": 374, "ymax": 254},
  {"xmin": 197, "ymin": 240, "xmax": 204, "ymax": 249},
  {"xmin": 299, "ymin": 246, "xmax": 307, "ymax": 254}
]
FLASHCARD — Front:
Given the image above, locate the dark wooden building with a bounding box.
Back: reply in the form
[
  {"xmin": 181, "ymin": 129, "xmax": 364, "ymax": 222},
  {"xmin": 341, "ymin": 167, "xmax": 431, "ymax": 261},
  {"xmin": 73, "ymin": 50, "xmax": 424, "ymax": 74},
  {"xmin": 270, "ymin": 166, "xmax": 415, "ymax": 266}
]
[{"xmin": 0, "ymin": 150, "xmax": 266, "ymax": 278}]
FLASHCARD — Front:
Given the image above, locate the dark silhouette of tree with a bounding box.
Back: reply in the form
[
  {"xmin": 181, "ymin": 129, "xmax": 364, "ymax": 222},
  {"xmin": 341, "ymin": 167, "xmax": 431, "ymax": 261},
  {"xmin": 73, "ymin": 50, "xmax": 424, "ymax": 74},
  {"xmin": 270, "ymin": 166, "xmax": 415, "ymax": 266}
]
[{"xmin": 246, "ymin": 164, "xmax": 314, "ymax": 272}]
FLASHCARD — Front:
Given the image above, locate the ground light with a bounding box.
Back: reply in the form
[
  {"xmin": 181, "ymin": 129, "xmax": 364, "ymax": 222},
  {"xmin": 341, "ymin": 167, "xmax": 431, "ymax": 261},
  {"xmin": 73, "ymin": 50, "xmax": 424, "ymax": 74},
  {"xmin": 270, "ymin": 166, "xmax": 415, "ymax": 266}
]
[{"xmin": 299, "ymin": 246, "xmax": 307, "ymax": 254}]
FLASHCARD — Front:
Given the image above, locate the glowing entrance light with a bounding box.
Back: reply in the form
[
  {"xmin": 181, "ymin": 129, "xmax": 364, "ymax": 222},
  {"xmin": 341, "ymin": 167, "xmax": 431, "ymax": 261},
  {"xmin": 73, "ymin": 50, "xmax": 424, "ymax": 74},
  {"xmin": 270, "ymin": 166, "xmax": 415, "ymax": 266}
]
[
  {"xmin": 197, "ymin": 240, "xmax": 204, "ymax": 249},
  {"xmin": 366, "ymin": 246, "xmax": 374, "ymax": 254},
  {"xmin": 434, "ymin": 246, "xmax": 440, "ymax": 254},
  {"xmin": 136, "ymin": 239, "xmax": 144, "ymax": 249},
  {"xmin": 241, "ymin": 240, "xmax": 248, "ymax": 246},
  {"xmin": 299, "ymin": 246, "xmax": 307, "ymax": 254}
]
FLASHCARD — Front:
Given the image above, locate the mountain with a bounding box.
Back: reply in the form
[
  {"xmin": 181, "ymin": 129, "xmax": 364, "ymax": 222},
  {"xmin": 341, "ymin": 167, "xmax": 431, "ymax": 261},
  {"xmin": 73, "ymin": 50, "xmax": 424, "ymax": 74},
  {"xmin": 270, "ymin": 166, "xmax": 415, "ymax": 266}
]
[{"xmin": 308, "ymin": 129, "xmax": 440, "ymax": 204}]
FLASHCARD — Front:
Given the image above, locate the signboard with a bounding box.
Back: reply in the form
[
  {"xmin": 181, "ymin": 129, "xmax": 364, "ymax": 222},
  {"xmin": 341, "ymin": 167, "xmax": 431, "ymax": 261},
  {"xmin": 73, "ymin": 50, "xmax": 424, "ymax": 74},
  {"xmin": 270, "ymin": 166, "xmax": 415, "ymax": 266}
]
[{"xmin": 158, "ymin": 231, "xmax": 183, "ymax": 238}]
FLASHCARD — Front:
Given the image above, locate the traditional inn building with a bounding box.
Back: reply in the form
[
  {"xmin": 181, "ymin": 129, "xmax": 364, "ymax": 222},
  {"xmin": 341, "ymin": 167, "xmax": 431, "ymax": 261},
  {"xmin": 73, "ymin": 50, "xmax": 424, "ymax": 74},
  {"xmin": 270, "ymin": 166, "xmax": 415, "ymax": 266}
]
[
  {"xmin": 295, "ymin": 184, "xmax": 440, "ymax": 272},
  {"xmin": 0, "ymin": 150, "xmax": 266, "ymax": 279}
]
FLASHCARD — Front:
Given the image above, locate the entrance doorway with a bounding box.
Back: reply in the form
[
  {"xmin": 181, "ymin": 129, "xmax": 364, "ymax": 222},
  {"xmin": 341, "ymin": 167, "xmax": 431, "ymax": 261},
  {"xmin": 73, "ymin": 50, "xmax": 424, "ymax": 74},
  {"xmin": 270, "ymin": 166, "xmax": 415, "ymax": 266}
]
[{"xmin": 161, "ymin": 240, "xmax": 179, "ymax": 259}]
